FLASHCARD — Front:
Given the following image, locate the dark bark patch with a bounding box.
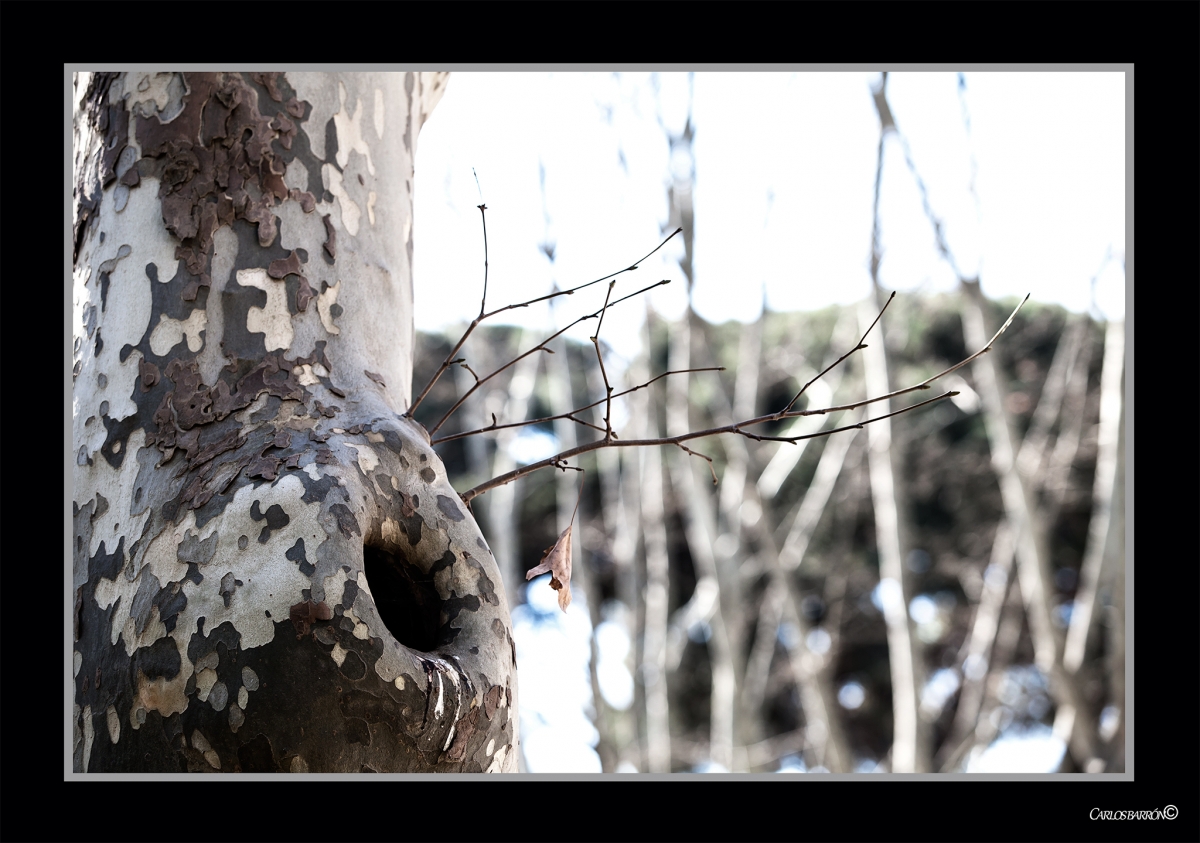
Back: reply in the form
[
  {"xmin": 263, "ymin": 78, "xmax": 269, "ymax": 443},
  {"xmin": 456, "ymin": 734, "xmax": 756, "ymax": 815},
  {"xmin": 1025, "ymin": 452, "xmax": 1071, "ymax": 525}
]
[
  {"xmin": 299, "ymin": 471, "xmax": 338, "ymax": 504},
  {"xmin": 135, "ymin": 635, "xmax": 182, "ymax": 681},
  {"xmin": 328, "ymin": 503, "xmax": 361, "ymax": 539},
  {"xmin": 463, "ymin": 553, "xmax": 499, "ymax": 607},
  {"xmin": 219, "ymin": 572, "xmax": 244, "ymax": 607},
  {"xmin": 430, "ymin": 549, "xmax": 456, "ymax": 578},
  {"xmin": 74, "ymin": 587, "xmax": 85, "ymax": 641},
  {"xmin": 437, "ymin": 592, "xmax": 481, "ymax": 647},
  {"xmin": 341, "ymin": 578, "xmax": 360, "ymax": 610},
  {"xmin": 250, "ymin": 499, "xmax": 291, "ymax": 542},
  {"xmin": 338, "ymin": 650, "xmax": 367, "ymax": 682},
  {"xmin": 90, "ymin": 537, "xmax": 126, "ymax": 582},
  {"xmin": 419, "ymin": 467, "xmax": 436, "ymax": 483},
  {"xmin": 251, "ymin": 395, "xmax": 284, "ymax": 424},
  {"xmin": 154, "ymin": 584, "xmax": 188, "ymax": 635},
  {"xmin": 321, "ymin": 214, "xmax": 337, "ymax": 261},
  {"xmin": 397, "ymin": 504, "xmax": 423, "ymax": 548},
  {"xmin": 100, "ymin": 412, "xmax": 140, "ymax": 470},
  {"xmin": 436, "ymin": 495, "xmax": 465, "ymax": 522},
  {"xmin": 237, "ymin": 733, "xmax": 280, "ymax": 772},
  {"xmin": 286, "ymin": 538, "xmax": 316, "ymax": 576},
  {"xmin": 344, "ymin": 717, "xmax": 371, "ymax": 745},
  {"xmin": 324, "ymin": 117, "xmax": 341, "ymax": 173},
  {"xmin": 130, "ymin": 571, "xmax": 161, "ymax": 635},
  {"xmin": 365, "ymin": 370, "xmax": 386, "ymax": 388}
]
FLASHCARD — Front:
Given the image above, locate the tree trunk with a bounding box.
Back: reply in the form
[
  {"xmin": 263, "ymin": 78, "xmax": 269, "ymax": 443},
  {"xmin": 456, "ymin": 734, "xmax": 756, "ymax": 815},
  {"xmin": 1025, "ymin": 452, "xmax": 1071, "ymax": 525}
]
[{"xmin": 71, "ymin": 71, "xmax": 519, "ymax": 773}]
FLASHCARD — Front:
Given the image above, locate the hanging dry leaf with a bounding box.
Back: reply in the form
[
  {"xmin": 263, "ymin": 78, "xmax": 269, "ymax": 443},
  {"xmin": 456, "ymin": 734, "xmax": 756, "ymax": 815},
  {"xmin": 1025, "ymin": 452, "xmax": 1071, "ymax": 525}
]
[{"xmin": 525, "ymin": 525, "xmax": 573, "ymax": 612}]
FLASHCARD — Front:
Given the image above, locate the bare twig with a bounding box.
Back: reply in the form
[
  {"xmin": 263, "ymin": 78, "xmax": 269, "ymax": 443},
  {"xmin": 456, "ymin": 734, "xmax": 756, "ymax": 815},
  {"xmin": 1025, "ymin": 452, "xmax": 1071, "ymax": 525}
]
[
  {"xmin": 428, "ymin": 278, "xmax": 673, "ymax": 436},
  {"xmin": 456, "ymin": 284, "xmax": 1027, "ymax": 509},
  {"xmin": 406, "ymin": 227, "xmax": 682, "ymax": 420},
  {"xmin": 430, "ymin": 367, "xmax": 723, "ymax": 446},
  {"xmin": 778, "ymin": 290, "xmax": 895, "ymax": 418},
  {"xmin": 591, "ymin": 281, "xmax": 618, "ymax": 440},
  {"xmin": 459, "ymin": 388, "xmax": 958, "ymax": 504},
  {"xmin": 476, "ymin": 202, "xmax": 489, "ymax": 316}
]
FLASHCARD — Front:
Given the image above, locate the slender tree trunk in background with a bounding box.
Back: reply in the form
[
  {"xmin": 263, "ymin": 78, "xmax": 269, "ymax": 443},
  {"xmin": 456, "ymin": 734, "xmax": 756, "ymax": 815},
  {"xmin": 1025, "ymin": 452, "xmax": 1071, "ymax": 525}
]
[
  {"xmin": 72, "ymin": 71, "xmax": 520, "ymax": 773},
  {"xmin": 639, "ymin": 315, "xmax": 673, "ymax": 773},
  {"xmin": 959, "ymin": 279, "xmax": 1100, "ymax": 770},
  {"xmin": 859, "ymin": 294, "xmax": 928, "ymax": 773}
]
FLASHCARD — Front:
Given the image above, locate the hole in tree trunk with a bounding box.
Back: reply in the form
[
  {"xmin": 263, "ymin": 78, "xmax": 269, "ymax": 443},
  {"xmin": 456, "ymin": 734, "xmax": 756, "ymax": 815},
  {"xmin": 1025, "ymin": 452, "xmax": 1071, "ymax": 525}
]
[{"xmin": 362, "ymin": 544, "xmax": 441, "ymax": 652}]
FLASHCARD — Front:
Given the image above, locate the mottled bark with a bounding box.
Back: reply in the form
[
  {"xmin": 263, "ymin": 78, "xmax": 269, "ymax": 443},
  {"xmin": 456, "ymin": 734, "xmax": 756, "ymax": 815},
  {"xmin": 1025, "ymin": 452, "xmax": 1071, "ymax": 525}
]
[{"xmin": 72, "ymin": 71, "xmax": 519, "ymax": 773}]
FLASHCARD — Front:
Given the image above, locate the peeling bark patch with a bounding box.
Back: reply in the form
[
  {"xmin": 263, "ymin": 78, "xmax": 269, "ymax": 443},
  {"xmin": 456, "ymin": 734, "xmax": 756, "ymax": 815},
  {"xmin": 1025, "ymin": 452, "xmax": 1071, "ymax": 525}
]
[
  {"xmin": 134, "ymin": 73, "xmax": 314, "ymax": 292},
  {"xmin": 484, "ymin": 685, "xmax": 503, "ymax": 720},
  {"xmin": 267, "ymin": 249, "xmax": 316, "ymax": 313},
  {"xmin": 139, "ymin": 359, "xmax": 161, "ymax": 391},
  {"xmin": 289, "ymin": 600, "xmax": 332, "ymax": 637},
  {"xmin": 436, "ymin": 495, "xmax": 465, "ymax": 522},
  {"xmin": 250, "ymin": 500, "xmax": 290, "ymax": 543},
  {"xmin": 443, "ymin": 706, "xmax": 480, "ymax": 762},
  {"xmin": 420, "ymin": 467, "xmax": 436, "ymax": 483},
  {"xmin": 365, "ymin": 370, "xmax": 386, "ymax": 388}
]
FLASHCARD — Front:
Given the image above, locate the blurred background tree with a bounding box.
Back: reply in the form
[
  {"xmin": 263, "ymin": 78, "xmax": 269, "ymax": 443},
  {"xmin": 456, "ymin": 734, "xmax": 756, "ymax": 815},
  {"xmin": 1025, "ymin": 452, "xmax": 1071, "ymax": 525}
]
[{"xmin": 408, "ymin": 70, "xmax": 1125, "ymax": 773}]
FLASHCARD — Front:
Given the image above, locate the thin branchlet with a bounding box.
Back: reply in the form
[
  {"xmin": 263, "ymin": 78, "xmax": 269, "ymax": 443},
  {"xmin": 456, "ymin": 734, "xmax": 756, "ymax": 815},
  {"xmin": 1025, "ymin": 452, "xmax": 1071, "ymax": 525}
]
[
  {"xmin": 406, "ymin": 226, "xmax": 683, "ymax": 420},
  {"xmin": 456, "ymin": 294, "xmax": 1029, "ymax": 505}
]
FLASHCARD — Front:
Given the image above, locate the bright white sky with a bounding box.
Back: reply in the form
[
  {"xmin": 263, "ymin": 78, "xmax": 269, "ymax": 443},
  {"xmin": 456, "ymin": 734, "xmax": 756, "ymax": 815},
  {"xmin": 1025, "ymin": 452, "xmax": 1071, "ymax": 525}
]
[{"xmin": 412, "ymin": 71, "xmax": 1126, "ymax": 364}]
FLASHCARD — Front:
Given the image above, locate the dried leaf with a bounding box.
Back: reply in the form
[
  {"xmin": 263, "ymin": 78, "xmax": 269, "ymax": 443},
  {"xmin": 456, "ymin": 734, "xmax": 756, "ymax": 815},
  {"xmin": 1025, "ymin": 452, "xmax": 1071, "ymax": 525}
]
[{"xmin": 525, "ymin": 525, "xmax": 573, "ymax": 611}]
